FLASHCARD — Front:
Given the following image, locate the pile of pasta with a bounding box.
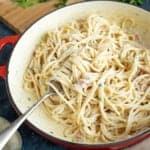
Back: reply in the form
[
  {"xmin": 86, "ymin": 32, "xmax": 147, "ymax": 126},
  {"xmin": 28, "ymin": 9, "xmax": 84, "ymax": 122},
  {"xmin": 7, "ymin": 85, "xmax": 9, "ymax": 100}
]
[{"xmin": 24, "ymin": 14, "xmax": 150, "ymax": 143}]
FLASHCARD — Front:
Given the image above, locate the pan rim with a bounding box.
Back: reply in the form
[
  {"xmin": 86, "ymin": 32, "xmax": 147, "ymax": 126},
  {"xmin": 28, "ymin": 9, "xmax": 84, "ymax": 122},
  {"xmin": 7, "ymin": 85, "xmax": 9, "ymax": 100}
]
[{"xmin": 6, "ymin": 0, "xmax": 150, "ymax": 148}]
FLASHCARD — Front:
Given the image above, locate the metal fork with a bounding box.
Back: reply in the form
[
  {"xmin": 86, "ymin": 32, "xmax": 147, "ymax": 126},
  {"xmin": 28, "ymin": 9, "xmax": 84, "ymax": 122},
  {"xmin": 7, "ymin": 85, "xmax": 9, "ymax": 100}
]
[{"xmin": 0, "ymin": 92, "xmax": 55, "ymax": 150}]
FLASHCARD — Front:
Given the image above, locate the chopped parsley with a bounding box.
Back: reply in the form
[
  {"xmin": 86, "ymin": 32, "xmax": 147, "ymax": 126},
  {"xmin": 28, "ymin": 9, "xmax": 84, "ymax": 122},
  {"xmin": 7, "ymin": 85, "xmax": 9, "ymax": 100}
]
[
  {"xmin": 99, "ymin": 98, "xmax": 102, "ymax": 101},
  {"xmin": 99, "ymin": 83, "xmax": 102, "ymax": 87}
]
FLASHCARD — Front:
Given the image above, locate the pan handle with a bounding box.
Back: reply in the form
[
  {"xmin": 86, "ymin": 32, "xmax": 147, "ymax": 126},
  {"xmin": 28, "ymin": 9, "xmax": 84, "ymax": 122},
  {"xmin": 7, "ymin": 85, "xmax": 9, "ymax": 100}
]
[{"xmin": 0, "ymin": 35, "xmax": 20, "ymax": 79}]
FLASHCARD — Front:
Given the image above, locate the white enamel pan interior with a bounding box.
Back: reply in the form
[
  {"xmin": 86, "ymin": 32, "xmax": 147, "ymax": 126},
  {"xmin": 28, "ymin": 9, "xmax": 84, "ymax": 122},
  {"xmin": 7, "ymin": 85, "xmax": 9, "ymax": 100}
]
[{"xmin": 7, "ymin": 1, "xmax": 150, "ymax": 145}]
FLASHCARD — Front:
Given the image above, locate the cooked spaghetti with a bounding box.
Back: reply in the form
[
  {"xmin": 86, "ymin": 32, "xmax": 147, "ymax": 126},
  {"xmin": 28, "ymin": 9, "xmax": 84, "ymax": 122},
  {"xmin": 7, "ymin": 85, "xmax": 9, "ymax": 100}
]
[{"xmin": 23, "ymin": 14, "xmax": 150, "ymax": 143}]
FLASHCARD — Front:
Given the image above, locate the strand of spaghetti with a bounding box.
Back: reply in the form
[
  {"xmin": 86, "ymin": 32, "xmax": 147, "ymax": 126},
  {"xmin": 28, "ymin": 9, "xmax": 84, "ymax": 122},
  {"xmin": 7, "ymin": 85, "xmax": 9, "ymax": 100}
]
[
  {"xmin": 79, "ymin": 82, "xmax": 98, "ymax": 121},
  {"xmin": 126, "ymin": 87, "xmax": 150, "ymax": 133},
  {"xmin": 47, "ymin": 82, "xmax": 75, "ymax": 112}
]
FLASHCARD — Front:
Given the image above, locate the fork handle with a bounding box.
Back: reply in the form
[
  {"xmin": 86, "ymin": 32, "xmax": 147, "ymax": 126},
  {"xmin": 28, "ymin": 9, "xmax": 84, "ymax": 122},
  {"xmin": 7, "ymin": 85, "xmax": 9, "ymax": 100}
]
[{"xmin": 0, "ymin": 93, "xmax": 53, "ymax": 150}]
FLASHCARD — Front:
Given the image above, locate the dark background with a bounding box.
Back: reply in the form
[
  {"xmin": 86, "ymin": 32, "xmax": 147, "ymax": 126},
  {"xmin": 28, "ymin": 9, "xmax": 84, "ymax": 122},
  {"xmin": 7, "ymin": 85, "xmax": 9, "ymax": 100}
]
[{"xmin": 0, "ymin": 0, "xmax": 150, "ymax": 150}]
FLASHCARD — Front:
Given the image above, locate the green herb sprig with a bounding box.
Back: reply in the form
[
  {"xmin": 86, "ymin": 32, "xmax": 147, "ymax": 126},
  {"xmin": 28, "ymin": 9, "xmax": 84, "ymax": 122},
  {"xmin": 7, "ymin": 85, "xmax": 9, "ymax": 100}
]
[
  {"xmin": 16, "ymin": 0, "xmax": 35, "ymax": 8},
  {"xmin": 14, "ymin": 0, "xmax": 48, "ymax": 8},
  {"xmin": 14, "ymin": 0, "xmax": 144, "ymax": 9},
  {"xmin": 55, "ymin": 0, "xmax": 67, "ymax": 8},
  {"xmin": 38, "ymin": 0, "xmax": 48, "ymax": 2},
  {"xmin": 121, "ymin": 0, "xmax": 144, "ymax": 5}
]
